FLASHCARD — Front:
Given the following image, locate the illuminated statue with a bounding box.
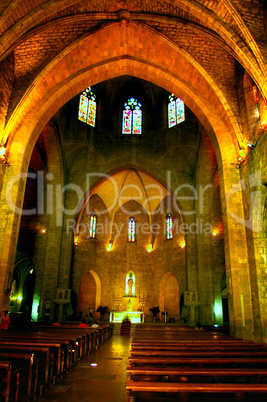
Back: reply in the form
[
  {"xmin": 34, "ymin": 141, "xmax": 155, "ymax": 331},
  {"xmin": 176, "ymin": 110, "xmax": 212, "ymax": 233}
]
[
  {"xmin": 127, "ymin": 273, "xmax": 133, "ymax": 296},
  {"xmin": 127, "ymin": 298, "xmax": 132, "ymax": 312}
]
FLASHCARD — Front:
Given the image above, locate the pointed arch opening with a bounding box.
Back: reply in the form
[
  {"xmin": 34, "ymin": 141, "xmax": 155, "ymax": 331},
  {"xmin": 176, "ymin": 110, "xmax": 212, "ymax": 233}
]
[
  {"xmin": 79, "ymin": 270, "xmax": 101, "ymax": 320},
  {"xmin": 159, "ymin": 272, "xmax": 180, "ymax": 322}
]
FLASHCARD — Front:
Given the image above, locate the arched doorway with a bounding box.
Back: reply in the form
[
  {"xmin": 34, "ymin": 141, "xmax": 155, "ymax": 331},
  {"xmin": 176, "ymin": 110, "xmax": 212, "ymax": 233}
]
[
  {"xmin": 9, "ymin": 251, "xmax": 36, "ymax": 326},
  {"xmin": 159, "ymin": 272, "xmax": 180, "ymax": 322},
  {"xmin": 79, "ymin": 270, "xmax": 101, "ymax": 321}
]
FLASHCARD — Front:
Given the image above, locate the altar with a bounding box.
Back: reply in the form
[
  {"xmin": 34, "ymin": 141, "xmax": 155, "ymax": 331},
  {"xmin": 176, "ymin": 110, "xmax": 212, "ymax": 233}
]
[{"xmin": 110, "ymin": 310, "xmax": 144, "ymax": 323}]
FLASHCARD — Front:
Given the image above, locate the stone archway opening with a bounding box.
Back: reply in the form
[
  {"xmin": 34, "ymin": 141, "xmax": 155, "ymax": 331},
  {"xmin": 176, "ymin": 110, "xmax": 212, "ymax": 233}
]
[
  {"xmin": 79, "ymin": 270, "xmax": 101, "ymax": 321},
  {"xmin": 159, "ymin": 272, "xmax": 180, "ymax": 323}
]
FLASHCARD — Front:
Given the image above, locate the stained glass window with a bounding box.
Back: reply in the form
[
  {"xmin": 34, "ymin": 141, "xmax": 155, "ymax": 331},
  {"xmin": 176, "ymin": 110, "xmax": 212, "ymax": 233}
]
[
  {"xmin": 89, "ymin": 214, "xmax": 97, "ymax": 238},
  {"xmin": 128, "ymin": 217, "xmax": 136, "ymax": 242},
  {"xmin": 168, "ymin": 94, "xmax": 185, "ymax": 128},
  {"xmin": 78, "ymin": 87, "xmax": 96, "ymax": 127},
  {"xmin": 122, "ymin": 98, "xmax": 142, "ymax": 134},
  {"xmin": 166, "ymin": 214, "xmax": 173, "ymax": 239}
]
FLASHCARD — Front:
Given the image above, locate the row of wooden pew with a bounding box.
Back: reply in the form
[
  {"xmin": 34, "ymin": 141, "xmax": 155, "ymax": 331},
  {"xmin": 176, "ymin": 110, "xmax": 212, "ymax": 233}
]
[
  {"xmin": 0, "ymin": 323, "xmax": 113, "ymax": 401},
  {"xmin": 126, "ymin": 324, "xmax": 267, "ymax": 401}
]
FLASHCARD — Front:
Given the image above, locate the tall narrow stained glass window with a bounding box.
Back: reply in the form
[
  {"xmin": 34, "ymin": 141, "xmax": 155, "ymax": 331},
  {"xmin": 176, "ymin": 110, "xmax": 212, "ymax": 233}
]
[
  {"xmin": 168, "ymin": 94, "xmax": 185, "ymax": 128},
  {"xmin": 122, "ymin": 98, "xmax": 142, "ymax": 134},
  {"xmin": 78, "ymin": 87, "xmax": 96, "ymax": 127},
  {"xmin": 166, "ymin": 214, "xmax": 173, "ymax": 239},
  {"xmin": 89, "ymin": 214, "xmax": 97, "ymax": 238},
  {"xmin": 128, "ymin": 217, "xmax": 136, "ymax": 242}
]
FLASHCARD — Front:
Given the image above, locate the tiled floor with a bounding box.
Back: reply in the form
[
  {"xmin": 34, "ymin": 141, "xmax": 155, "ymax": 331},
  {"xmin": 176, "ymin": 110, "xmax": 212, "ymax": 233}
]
[{"xmin": 36, "ymin": 334, "xmax": 131, "ymax": 402}]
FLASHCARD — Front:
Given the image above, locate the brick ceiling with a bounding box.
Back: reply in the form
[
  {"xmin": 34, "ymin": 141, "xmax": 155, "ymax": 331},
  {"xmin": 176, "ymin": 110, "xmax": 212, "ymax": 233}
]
[{"xmin": 1, "ymin": 1, "xmax": 266, "ymax": 164}]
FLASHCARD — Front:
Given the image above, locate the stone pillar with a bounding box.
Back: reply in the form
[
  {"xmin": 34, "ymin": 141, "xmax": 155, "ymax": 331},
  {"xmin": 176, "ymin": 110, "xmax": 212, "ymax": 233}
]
[
  {"xmin": 219, "ymin": 163, "xmax": 254, "ymax": 339},
  {"xmin": 0, "ymin": 162, "xmax": 27, "ymax": 311}
]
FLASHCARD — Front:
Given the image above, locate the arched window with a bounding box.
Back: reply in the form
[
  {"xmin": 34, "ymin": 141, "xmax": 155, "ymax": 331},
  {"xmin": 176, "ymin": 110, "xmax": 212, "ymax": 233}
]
[
  {"xmin": 78, "ymin": 87, "xmax": 96, "ymax": 127},
  {"xmin": 168, "ymin": 94, "xmax": 185, "ymax": 128},
  {"xmin": 128, "ymin": 217, "xmax": 136, "ymax": 242},
  {"xmin": 122, "ymin": 98, "xmax": 142, "ymax": 134},
  {"xmin": 89, "ymin": 214, "xmax": 97, "ymax": 238},
  {"xmin": 166, "ymin": 213, "xmax": 173, "ymax": 239}
]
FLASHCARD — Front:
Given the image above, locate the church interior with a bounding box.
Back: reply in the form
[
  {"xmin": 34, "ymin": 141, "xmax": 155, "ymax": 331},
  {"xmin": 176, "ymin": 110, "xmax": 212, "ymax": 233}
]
[{"xmin": 0, "ymin": 0, "xmax": 267, "ymax": 345}]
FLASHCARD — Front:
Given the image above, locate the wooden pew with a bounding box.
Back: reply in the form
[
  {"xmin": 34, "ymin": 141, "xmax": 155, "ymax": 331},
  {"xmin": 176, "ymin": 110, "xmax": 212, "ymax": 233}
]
[
  {"xmin": 0, "ymin": 323, "xmax": 112, "ymax": 399},
  {"xmin": 0, "ymin": 352, "xmax": 35, "ymax": 399},
  {"xmin": 0, "ymin": 333, "xmax": 76, "ymax": 369},
  {"xmin": 127, "ymin": 366, "xmax": 267, "ymax": 382},
  {"xmin": 0, "ymin": 338, "xmax": 66, "ymax": 378},
  {"xmin": 0, "ymin": 344, "xmax": 57, "ymax": 391},
  {"xmin": 128, "ymin": 324, "xmax": 267, "ymax": 400},
  {"xmin": 129, "ymin": 349, "xmax": 267, "ymax": 358},
  {"xmin": 128, "ymin": 356, "xmax": 267, "ymax": 368},
  {"xmin": 130, "ymin": 344, "xmax": 267, "ymax": 351},
  {"xmin": 31, "ymin": 328, "xmax": 91, "ymax": 359},
  {"xmin": 0, "ymin": 361, "xmax": 21, "ymax": 402},
  {"xmin": 126, "ymin": 380, "xmax": 267, "ymax": 402},
  {"xmin": 131, "ymin": 338, "xmax": 259, "ymax": 344}
]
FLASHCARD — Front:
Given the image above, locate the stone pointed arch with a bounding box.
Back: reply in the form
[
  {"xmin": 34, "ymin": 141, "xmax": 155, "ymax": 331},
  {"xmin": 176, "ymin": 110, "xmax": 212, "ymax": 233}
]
[
  {"xmin": 4, "ymin": 21, "xmax": 238, "ymax": 167},
  {"xmin": 159, "ymin": 272, "xmax": 180, "ymax": 322},
  {"xmin": 0, "ymin": 21, "xmax": 254, "ymax": 340},
  {"xmin": 79, "ymin": 270, "xmax": 101, "ymax": 319}
]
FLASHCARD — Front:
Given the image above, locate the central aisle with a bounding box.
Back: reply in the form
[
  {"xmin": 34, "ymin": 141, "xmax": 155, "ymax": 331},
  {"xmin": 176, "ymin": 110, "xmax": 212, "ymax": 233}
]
[{"xmin": 36, "ymin": 334, "xmax": 132, "ymax": 401}]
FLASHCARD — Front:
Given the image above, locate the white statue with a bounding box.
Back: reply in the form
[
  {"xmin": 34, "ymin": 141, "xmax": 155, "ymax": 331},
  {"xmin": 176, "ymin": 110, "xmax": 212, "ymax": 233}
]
[{"xmin": 127, "ymin": 273, "xmax": 133, "ymax": 296}]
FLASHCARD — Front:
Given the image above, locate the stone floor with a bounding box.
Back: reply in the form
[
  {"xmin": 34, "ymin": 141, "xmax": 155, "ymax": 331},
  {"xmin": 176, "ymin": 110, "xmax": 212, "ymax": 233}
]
[{"xmin": 36, "ymin": 334, "xmax": 131, "ymax": 402}]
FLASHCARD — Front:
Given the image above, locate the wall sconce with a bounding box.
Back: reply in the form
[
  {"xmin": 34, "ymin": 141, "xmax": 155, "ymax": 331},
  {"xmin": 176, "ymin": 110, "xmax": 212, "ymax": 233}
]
[
  {"xmin": 180, "ymin": 241, "xmax": 186, "ymax": 248},
  {"xmin": 260, "ymin": 121, "xmax": 267, "ymax": 132},
  {"xmin": 247, "ymin": 141, "xmax": 256, "ymax": 149},
  {"xmin": 236, "ymin": 147, "xmax": 246, "ymax": 167},
  {"xmin": 147, "ymin": 244, "xmax": 153, "ymax": 253},
  {"xmin": 107, "ymin": 241, "xmax": 113, "ymax": 252},
  {"xmin": 0, "ymin": 140, "xmax": 10, "ymax": 166},
  {"xmin": 239, "ymin": 148, "xmax": 245, "ymax": 159},
  {"xmin": 252, "ymin": 85, "xmax": 259, "ymax": 103}
]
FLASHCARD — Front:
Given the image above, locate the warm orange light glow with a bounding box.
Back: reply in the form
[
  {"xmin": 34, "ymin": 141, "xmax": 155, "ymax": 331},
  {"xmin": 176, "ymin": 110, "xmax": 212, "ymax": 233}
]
[
  {"xmin": 260, "ymin": 121, "xmax": 267, "ymax": 132},
  {"xmin": 253, "ymin": 86, "xmax": 259, "ymax": 103},
  {"xmin": 181, "ymin": 241, "xmax": 186, "ymax": 248},
  {"xmin": 74, "ymin": 235, "xmax": 79, "ymax": 245},
  {"xmin": 212, "ymin": 231, "xmax": 217, "ymax": 236},
  {"xmin": 147, "ymin": 244, "xmax": 153, "ymax": 252},
  {"xmin": 42, "ymin": 229, "xmax": 46, "ymax": 233},
  {"xmin": 0, "ymin": 146, "xmax": 6, "ymax": 158},
  {"xmin": 107, "ymin": 241, "xmax": 112, "ymax": 251},
  {"xmin": 239, "ymin": 149, "xmax": 245, "ymax": 158},
  {"xmin": 0, "ymin": 144, "xmax": 10, "ymax": 166}
]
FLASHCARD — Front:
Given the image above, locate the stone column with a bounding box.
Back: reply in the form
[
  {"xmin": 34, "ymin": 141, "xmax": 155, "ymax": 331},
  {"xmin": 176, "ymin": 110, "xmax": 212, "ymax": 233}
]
[
  {"xmin": 219, "ymin": 162, "xmax": 254, "ymax": 339},
  {"xmin": 0, "ymin": 161, "xmax": 27, "ymax": 311}
]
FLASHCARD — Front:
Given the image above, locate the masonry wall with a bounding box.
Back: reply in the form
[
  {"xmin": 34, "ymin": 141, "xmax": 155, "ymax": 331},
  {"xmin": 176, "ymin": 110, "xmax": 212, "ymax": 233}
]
[{"xmin": 72, "ymin": 196, "xmax": 187, "ymax": 321}]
